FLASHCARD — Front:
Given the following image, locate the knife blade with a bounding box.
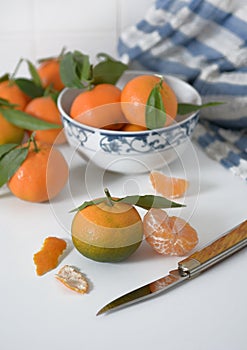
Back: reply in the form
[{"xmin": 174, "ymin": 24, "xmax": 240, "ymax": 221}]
[{"xmin": 96, "ymin": 220, "xmax": 247, "ymax": 316}]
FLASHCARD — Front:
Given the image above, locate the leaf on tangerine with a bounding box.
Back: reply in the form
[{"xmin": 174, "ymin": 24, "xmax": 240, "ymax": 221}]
[
  {"xmin": 0, "ymin": 146, "xmax": 29, "ymax": 187},
  {"xmin": 115, "ymin": 195, "xmax": 184, "ymax": 210},
  {"xmin": 177, "ymin": 102, "xmax": 225, "ymax": 115},
  {"xmin": 145, "ymin": 79, "xmax": 166, "ymax": 129},
  {"xmin": 69, "ymin": 197, "xmax": 105, "ymax": 213},
  {"xmin": 1, "ymin": 109, "xmax": 61, "ymax": 130},
  {"xmin": 15, "ymin": 78, "xmax": 44, "ymax": 98},
  {"xmin": 0, "ymin": 143, "xmax": 19, "ymax": 160}
]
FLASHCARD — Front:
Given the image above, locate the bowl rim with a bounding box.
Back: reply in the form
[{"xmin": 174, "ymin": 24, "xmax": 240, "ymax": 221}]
[{"xmin": 57, "ymin": 71, "xmax": 202, "ymax": 136}]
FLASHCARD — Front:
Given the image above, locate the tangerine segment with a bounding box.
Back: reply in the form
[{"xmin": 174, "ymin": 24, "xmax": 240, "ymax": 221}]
[
  {"xmin": 37, "ymin": 59, "xmax": 64, "ymax": 91},
  {"xmin": 33, "ymin": 237, "xmax": 67, "ymax": 276},
  {"xmin": 25, "ymin": 96, "xmax": 66, "ymax": 145},
  {"xmin": 121, "ymin": 75, "xmax": 178, "ymax": 128},
  {"xmin": 143, "ymin": 208, "xmax": 198, "ymax": 256},
  {"xmin": 150, "ymin": 171, "xmax": 189, "ymax": 199},
  {"xmin": 70, "ymin": 84, "xmax": 126, "ymax": 130},
  {"xmin": 56, "ymin": 265, "xmax": 89, "ymax": 294}
]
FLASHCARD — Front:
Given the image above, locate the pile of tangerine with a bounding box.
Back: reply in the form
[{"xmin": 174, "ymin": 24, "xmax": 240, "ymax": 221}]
[{"xmin": 69, "ymin": 75, "xmax": 178, "ymax": 131}]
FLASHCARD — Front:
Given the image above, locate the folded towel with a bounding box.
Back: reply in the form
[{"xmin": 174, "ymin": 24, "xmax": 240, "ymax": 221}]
[{"xmin": 118, "ymin": 0, "xmax": 247, "ymax": 181}]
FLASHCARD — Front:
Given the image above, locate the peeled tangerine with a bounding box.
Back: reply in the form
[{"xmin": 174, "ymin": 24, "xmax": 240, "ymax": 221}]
[{"xmin": 143, "ymin": 208, "xmax": 198, "ymax": 256}]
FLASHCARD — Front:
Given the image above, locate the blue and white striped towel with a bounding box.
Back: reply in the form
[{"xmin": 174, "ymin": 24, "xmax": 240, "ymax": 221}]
[{"xmin": 118, "ymin": 0, "xmax": 247, "ymax": 181}]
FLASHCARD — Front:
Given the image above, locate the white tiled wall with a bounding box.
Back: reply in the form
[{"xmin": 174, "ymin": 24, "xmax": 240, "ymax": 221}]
[
  {"xmin": 2, "ymin": 0, "xmax": 244, "ymax": 77},
  {"xmin": 0, "ymin": 0, "xmax": 153, "ymax": 76}
]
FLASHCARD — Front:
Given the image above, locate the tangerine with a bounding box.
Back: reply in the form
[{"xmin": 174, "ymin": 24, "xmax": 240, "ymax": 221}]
[
  {"xmin": 121, "ymin": 123, "xmax": 147, "ymax": 132},
  {"xmin": 0, "ymin": 113, "xmax": 24, "ymax": 145},
  {"xmin": 0, "ymin": 80, "xmax": 29, "ymax": 145},
  {"xmin": 150, "ymin": 171, "xmax": 189, "ymax": 198},
  {"xmin": 0, "ymin": 80, "xmax": 29, "ymax": 110},
  {"xmin": 70, "ymin": 84, "xmax": 126, "ymax": 130},
  {"xmin": 25, "ymin": 96, "xmax": 66, "ymax": 145},
  {"xmin": 37, "ymin": 59, "xmax": 65, "ymax": 91},
  {"xmin": 8, "ymin": 141, "xmax": 69, "ymax": 202},
  {"xmin": 143, "ymin": 208, "xmax": 198, "ymax": 256},
  {"xmin": 121, "ymin": 75, "xmax": 178, "ymax": 128},
  {"xmin": 71, "ymin": 196, "xmax": 143, "ymax": 262}
]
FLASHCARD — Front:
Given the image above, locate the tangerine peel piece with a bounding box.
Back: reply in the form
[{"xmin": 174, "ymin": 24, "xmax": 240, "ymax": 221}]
[
  {"xmin": 56, "ymin": 265, "xmax": 89, "ymax": 294},
  {"xmin": 33, "ymin": 236, "xmax": 67, "ymax": 276}
]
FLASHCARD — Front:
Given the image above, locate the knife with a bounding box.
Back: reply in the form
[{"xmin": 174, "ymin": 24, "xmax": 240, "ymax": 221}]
[{"xmin": 96, "ymin": 220, "xmax": 247, "ymax": 316}]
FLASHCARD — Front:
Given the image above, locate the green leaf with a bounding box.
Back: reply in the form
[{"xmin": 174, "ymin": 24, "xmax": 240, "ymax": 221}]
[
  {"xmin": 0, "ymin": 73, "xmax": 9, "ymax": 83},
  {"xmin": 0, "ymin": 143, "xmax": 18, "ymax": 159},
  {"xmin": 145, "ymin": 81, "xmax": 166, "ymax": 129},
  {"xmin": 114, "ymin": 195, "xmax": 183, "ymax": 210},
  {"xmin": 0, "ymin": 146, "xmax": 29, "ymax": 187},
  {"xmin": 70, "ymin": 197, "xmax": 105, "ymax": 212},
  {"xmin": 0, "ymin": 109, "xmax": 61, "ymax": 130},
  {"xmin": 73, "ymin": 51, "xmax": 92, "ymax": 82},
  {"xmin": 93, "ymin": 54, "xmax": 128, "ymax": 85},
  {"xmin": 60, "ymin": 52, "xmax": 85, "ymax": 88},
  {"xmin": 71, "ymin": 193, "xmax": 184, "ymax": 213},
  {"xmin": 37, "ymin": 47, "xmax": 66, "ymax": 63},
  {"xmin": 15, "ymin": 78, "xmax": 44, "ymax": 98},
  {"xmin": 177, "ymin": 102, "xmax": 225, "ymax": 115},
  {"xmin": 0, "ymin": 98, "xmax": 18, "ymax": 109},
  {"xmin": 26, "ymin": 59, "xmax": 42, "ymax": 87}
]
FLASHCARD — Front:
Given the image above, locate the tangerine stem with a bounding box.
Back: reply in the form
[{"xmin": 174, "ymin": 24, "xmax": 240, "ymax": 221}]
[
  {"xmin": 104, "ymin": 188, "xmax": 114, "ymax": 207},
  {"xmin": 10, "ymin": 58, "xmax": 24, "ymax": 82},
  {"xmin": 29, "ymin": 132, "xmax": 40, "ymax": 153}
]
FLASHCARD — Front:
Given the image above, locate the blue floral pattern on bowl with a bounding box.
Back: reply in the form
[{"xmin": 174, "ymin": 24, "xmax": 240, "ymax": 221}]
[
  {"xmin": 62, "ymin": 112, "xmax": 199, "ymax": 155},
  {"xmin": 99, "ymin": 113, "xmax": 199, "ymax": 155}
]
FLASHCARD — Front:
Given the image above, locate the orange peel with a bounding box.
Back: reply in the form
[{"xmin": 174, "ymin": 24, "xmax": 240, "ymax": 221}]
[
  {"xmin": 55, "ymin": 265, "xmax": 89, "ymax": 294},
  {"xmin": 33, "ymin": 237, "xmax": 67, "ymax": 276}
]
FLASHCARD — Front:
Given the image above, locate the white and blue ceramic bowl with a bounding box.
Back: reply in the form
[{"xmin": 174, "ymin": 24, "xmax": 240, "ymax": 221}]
[{"xmin": 57, "ymin": 71, "xmax": 201, "ymax": 174}]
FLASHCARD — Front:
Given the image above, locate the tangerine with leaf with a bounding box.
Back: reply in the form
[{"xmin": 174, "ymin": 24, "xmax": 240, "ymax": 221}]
[
  {"xmin": 25, "ymin": 95, "xmax": 66, "ymax": 144},
  {"xmin": 37, "ymin": 49, "xmax": 66, "ymax": 91},
  {"xmin": 6, "ymin": 136, "xmax": 69, "ymax": 203},
  {"xmin": 121, "ymin": 75, "xmax": 178, "ymax": 129},
  {"xmin": 0, "ymin": 76, "xmax": 30, "ymax": 145},
  {"xmin": 70, "ymin": 84, "xmax": 126, "ymax": 130},
  {"xmin": 71, "ymin": 189, "xmax": 184, "ymax": 262}
]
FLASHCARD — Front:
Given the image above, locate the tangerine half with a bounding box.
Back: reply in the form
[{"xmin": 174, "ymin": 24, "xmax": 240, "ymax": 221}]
[{"xmin": 143, "ymin": 208, "xmax": 198, "ymax": 256}]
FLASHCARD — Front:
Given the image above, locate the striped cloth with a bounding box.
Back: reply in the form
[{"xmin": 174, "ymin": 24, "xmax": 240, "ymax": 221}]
[{"xmin": 117, "ymin": 0, "xmax": 247, "ymax": 181}]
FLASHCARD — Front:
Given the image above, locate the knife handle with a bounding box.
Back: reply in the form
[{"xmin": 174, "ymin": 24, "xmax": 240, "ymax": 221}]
[{"xmin": 178, "ymin": 220, "xmax": 247, "ymax": 277}]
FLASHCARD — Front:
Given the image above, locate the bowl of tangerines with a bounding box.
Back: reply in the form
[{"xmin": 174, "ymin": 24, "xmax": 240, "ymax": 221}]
[{"xmin": 57, "ymin": 51, "xmax": 213, "ymax": 174}]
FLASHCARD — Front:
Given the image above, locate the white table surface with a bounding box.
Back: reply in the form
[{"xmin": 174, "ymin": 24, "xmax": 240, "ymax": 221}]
[{"xmin": 1, "ymin": 140, "xmax": 246, "ymax": 350}]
